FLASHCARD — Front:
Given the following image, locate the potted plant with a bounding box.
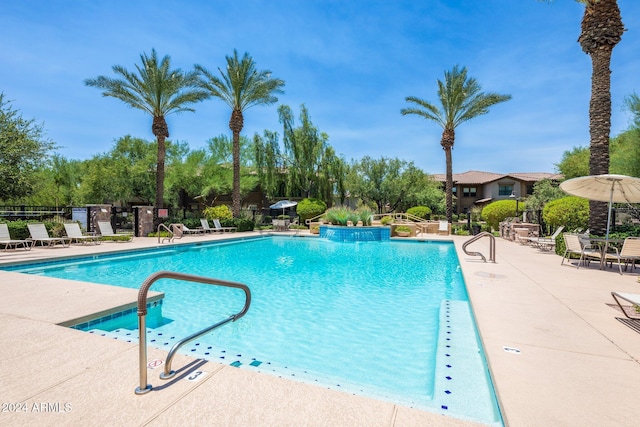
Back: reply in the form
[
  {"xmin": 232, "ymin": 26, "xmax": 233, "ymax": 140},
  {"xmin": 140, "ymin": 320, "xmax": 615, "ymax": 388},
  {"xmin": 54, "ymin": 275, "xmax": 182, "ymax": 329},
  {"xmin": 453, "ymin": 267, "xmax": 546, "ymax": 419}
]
[{"xmin": 395, "ymin": 225, "xmax": 411, "ymax": 237}]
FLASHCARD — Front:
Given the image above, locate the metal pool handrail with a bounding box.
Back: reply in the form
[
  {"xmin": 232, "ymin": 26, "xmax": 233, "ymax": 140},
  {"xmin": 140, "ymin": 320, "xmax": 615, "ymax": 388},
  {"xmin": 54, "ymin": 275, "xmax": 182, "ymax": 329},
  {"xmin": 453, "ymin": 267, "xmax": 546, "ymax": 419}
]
[
  {"xmin": 462, "ymin": 232, "xmax": 496, "ymax": 263},
  {"xmin": 135, "ymin": 271, "xmax": 251, "ymax": 395}
]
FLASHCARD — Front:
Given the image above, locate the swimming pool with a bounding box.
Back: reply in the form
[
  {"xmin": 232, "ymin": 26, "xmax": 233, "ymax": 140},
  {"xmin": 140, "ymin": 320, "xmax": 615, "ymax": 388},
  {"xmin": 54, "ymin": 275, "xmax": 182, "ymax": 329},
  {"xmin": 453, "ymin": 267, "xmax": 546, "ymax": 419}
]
[{"xmin": 4, "ymin": 236, "xmax": 502, "ymax": 425}]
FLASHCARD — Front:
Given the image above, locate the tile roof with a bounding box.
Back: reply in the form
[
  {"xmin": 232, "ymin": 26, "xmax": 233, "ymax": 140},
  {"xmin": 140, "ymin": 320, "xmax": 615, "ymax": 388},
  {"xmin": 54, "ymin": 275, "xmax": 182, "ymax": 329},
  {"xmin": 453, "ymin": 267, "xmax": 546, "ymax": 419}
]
[{"xmin": 431, "ymin": 170, "xmax": 562, "ymax": 184}]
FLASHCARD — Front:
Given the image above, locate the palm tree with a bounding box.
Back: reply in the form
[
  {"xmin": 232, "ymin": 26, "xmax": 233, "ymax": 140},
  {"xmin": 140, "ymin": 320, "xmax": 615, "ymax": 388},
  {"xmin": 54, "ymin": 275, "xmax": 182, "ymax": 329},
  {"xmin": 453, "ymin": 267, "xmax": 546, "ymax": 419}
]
[
  {"xmin": 401, "ymin": 65, "xmax": 511, "ymax": 223},
  {"xmin": 577, "ymin": 0, "xmax": 625, "ymax": 235},
  {"xmin": 195, "ymin": 50, "xmax": 285, "ymax": 217},
  {"xmin": 85, "ymin": 49, "xmax": 209, "ymax": 209}
]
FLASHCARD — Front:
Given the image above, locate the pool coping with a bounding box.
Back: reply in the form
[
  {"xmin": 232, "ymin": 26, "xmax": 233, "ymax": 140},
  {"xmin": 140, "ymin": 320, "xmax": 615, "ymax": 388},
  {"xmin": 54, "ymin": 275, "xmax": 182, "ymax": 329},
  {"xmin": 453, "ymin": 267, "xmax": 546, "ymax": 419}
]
[{"xmin": 1, "ymin": 231, "xmax": 640, "ymax": 426}]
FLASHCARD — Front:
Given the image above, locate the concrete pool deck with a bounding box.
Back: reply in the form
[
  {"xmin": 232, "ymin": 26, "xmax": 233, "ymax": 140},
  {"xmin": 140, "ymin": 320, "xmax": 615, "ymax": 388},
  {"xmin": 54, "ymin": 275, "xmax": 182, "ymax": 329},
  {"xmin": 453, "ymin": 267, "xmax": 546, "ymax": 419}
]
[{"xmin": 1, "ymin": 231, "xmax": 639, "ymax": 426}]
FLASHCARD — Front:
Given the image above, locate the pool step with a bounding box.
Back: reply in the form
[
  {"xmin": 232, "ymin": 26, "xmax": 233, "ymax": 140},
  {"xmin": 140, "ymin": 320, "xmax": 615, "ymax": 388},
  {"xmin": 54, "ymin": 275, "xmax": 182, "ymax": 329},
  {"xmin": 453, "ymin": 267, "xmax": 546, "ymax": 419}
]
[
  {"xmin": 85, "ymin": 328, "xmax": 249, "ymax": 364},
  {"xmin": 87, "ymin": 328, "xmax": 140, "ymax": 343},
  {"xmin": 433, "ymin": 300, "xmax": 501, "ymax": 425}
]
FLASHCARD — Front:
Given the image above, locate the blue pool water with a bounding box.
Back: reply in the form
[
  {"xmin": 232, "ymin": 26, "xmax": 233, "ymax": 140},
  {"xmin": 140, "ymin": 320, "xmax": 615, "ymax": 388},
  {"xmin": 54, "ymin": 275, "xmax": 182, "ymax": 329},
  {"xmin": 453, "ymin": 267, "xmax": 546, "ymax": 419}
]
[{"xmin": 4, "ymin": 236, "xmax": 502, "ymax": 425}]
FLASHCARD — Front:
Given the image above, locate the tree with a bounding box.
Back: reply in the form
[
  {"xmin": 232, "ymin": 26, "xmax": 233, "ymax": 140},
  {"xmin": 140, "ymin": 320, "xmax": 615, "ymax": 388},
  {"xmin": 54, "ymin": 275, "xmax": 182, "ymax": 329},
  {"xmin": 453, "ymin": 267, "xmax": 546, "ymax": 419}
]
[
  {"xmin": 556, "ymin": 146, "xmax": 590, "ymax": 179},
  {"xmin": 401, "ymin": 65, "xmax": 511, "ymax": 223},
  {"xmin": 196, "ymin": 50, "xmax": 284, "ymax": 217},
  {"xmin": 525, "ymin": 178, "xmax": 566, "ymax": 231},
  {"xmin": 610, "ymin": 128, "xmax": 640, "ymax": 177},
  {"xmin": 347, "ymin": 156, "xmax": 435, "ymax": 214},
  {"xmin": 77, "ymin": 136, "xmax": 158, "ymax": 205},
  {"xmin": 85, "ymin": 49, "xmax": 209, "ymax": 209},
  {"xmin": 164, "ymin": 134, "xmax": 258, "ymax": 208},
  {"xmin": 625, "ymin": 92, "xmax": 640, "ymax": 127},
  {"xmin": 0, "ymin": 93, "xmax": 55, "ymax": 201},
  {"xmin": 577, "ymin": 0, "xmax": 625, "ymax": 235},
  {"xmin": 254, "ymin": 104, "xmax": 344, "ymax": 204}
]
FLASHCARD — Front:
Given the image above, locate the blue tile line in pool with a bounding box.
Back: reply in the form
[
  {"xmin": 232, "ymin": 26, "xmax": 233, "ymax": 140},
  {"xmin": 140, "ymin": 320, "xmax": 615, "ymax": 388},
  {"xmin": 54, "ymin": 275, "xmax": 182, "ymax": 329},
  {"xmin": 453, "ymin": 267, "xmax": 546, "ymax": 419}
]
[
  {"xmin": 319, "ymin": 225, "xmax": 391, "ymax": 242},
  {"xmin": 73, "ymin": 298, "xmax": 502, "ymax": 425},
  {"xmin": 70, "ymin": 300, "xmax": 162, "ymax": 331}
]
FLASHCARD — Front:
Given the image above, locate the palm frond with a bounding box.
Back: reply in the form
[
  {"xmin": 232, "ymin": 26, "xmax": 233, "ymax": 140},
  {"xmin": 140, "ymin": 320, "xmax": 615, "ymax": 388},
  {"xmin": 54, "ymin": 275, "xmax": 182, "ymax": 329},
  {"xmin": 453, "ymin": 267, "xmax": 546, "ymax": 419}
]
[
  {"xmin": 195, "ymin": 49, "xmax": 285, "ymax": 113},
  {"xmin": 85, "ymin": 48, "xmax": 209, "ymax": 118}
]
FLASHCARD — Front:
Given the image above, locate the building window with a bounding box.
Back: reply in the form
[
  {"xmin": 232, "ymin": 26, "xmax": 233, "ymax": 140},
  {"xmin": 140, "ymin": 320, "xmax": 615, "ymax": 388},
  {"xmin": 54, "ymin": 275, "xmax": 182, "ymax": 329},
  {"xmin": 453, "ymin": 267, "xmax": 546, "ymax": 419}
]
[
  {"xmin": 499, "ymin": 185, "xmax": 513, "ymax": 196},
  {"xmin": 452, "ymin": 186, "xmax": 457, "ymax": 194},
  {"xmin": 463, "ymin": 187, "xmax": 477, "ymax": 197},
  {"xmin": 526, "ymin": 185, "xmax": 534, "ymax": 195}
]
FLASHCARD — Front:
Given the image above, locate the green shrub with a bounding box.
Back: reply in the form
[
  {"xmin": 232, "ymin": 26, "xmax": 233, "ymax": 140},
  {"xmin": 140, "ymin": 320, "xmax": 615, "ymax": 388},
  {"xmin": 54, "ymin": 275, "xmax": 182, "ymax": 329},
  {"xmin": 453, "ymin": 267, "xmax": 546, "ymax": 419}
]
[
  {"xmin": 297, "ymin": 198, "xmax": 327, "ymax": 224},
  {"xmin": 224, "ymin": 217, "xmax": 254, "ymax": 232},
  {"xmin": 325, "ymin": 207, "xmax": 351, "ymax": 225},
  {"xmin": 481, "ymin": 200, "xmax": 518, "ymax": 230},
  {"xmin": 542, "ymin": 196, "xmax": 589, "ymax": 231},
  {"xmin": 356, "ymin": 207, "xmax": 373, "ymax": 225},
  {"xmin": 203, "ymin": 205, "xmax": 233, "ymax": 220},
  {"xmin": 395, "ymin": 225, "xmax": 411, "ymax": 233},
  {"xmin": 380, "ymin": 215, "xmax": 393, "ymax": 225},
  {"xmin": 407, "ymin": 206, "xmax": 432, "ymax": 220},
  {"xmin": 148, "ymin": 230, "xmax": 172, "ymax": 237},
  {"xmin": 2, "ymin": 220, "xmax": 29, "ymax": 240}
]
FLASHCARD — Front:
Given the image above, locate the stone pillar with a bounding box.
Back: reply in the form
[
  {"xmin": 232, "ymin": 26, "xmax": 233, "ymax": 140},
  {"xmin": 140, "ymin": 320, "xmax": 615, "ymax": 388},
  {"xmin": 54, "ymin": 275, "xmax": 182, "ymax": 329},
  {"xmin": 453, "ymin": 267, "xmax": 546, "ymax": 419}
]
[
  {"xmin": 86, "ymin": 204, "xmax": 112, "ymax": 234},
  {"xmin": 135, "ymin": 206, "xmax": 155, "ymax": 237}
]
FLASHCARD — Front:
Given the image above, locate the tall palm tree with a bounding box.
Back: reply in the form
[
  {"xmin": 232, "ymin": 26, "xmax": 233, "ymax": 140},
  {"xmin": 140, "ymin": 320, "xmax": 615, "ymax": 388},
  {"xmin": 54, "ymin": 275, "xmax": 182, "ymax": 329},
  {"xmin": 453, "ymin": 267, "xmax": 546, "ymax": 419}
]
[
  {"xmin": 577, "ymin": 0, "xmax": 625, "ymax": 235},
  {"xmin": 401, "ymin": 65, "xmax": 511, "ymax": 223},
  {"xmin": 85, "ymin": 49, "xmax": 209, "ymax": 209},
  {"xmin": 195, "ymin": 50, "xmax": 284, "ymax": 217}
]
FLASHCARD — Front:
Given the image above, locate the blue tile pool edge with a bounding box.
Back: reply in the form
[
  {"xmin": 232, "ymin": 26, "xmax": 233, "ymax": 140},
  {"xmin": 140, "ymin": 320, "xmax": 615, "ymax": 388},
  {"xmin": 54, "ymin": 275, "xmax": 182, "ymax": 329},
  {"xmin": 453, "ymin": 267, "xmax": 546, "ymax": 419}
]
[{"xmin": 59, "ymin": 296, "xmax": 164, "ymax": 329}]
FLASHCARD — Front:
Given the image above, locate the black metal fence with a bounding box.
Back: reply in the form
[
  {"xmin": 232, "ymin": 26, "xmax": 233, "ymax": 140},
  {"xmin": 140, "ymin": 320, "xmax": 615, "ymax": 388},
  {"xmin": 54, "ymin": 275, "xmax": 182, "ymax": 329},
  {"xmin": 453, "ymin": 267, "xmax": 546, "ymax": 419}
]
[{"xmin": 0, "ymin": 205, "xmax": 73, "ymax": 222}]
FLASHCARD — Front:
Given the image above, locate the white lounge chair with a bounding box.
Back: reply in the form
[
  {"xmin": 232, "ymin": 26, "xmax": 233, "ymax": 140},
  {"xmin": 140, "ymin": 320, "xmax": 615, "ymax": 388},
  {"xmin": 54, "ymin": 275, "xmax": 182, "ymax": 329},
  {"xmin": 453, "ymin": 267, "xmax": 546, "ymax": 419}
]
[
  {"xmin": 182, "ymin": 224, "xmax": 204, "ymax": 235},
  {"xmin": 200, "ymin": 218, "xmax": 222, "ymax": 234},
  {"xmin": 97, "ymin": 221, "xmax": 133, "ymax": 241},
  {"xmin": 213, "ymin": 219, "xmax": 236, "ymax": 233},
  {"xmin": 0, "ymin": 223, "xmax": 31, "ymax": 251},
  {"xmin": 437, "ymin": 220, "xmax": 449, "ymax": 236},
  {"xmin": 525, "ymin": 226, "xmax": 564, "ymax": 250},
  {"xmin": 64, "ymin": 223, "xmax": 101, "ymax": 245},
  {"xmin": 611, "ymin": 292, "xmax": 640, "ymax": 320},
  {"xmin": 27, "ymin": 223, "xmax": 71, "ymax": 248}
]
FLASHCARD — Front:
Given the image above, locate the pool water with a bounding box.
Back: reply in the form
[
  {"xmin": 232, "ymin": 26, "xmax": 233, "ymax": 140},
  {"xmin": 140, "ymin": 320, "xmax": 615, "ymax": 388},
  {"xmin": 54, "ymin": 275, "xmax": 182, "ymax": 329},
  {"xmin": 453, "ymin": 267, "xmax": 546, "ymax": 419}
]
[{"xmin": 6, "ymin": 236, "xmax": 502, "ymax": 425}]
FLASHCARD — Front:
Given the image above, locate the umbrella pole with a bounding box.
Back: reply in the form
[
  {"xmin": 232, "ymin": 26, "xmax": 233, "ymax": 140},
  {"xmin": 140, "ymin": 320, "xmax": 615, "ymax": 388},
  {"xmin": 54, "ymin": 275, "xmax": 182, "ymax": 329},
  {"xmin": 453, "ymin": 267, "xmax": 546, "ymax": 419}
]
[
  {"xmin": 605, "ymin": 181, "xmax": 614, "ymax": 243},
  {"xmin": 601, "ymin": 182, "xmax": 615, "ymax": 270}
]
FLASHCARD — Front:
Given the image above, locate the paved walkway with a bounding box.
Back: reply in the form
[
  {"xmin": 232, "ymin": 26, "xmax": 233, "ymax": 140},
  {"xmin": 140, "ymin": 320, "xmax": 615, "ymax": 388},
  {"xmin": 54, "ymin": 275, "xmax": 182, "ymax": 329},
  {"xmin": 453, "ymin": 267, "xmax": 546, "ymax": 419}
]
[{"xmin": 1, "ymin": 232, "xmax": 639, "ymax": 426}]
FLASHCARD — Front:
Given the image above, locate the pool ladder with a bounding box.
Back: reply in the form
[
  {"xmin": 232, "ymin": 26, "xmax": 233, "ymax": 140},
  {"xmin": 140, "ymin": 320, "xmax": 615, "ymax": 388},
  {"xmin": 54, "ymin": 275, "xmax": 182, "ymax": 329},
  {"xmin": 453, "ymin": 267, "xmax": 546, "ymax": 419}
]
[
  {"xmin": 135, "ymin": 271, "xmax": 251, "ymax": 395},
  {"xmin": 157, "ymin": 223, "xmax": 187, "ymax": 244},
  {"xmin": 462, "ymin": 232, "xmax": 496, "ymax": 263}
]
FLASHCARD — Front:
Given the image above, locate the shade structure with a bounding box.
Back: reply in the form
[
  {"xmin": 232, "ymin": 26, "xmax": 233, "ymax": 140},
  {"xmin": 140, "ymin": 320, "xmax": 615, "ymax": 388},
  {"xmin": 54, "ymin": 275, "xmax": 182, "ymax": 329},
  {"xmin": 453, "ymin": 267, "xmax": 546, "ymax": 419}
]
[
  {"xmin": 269, "ymin": 200, "xmax": 297, "ymax": 216},
  {"xmin": 559, "ymin": 174, "xmax": 640, "ymax": 240},
  {"xmin": 269, "ymin": 200, "xmax": 298, "ymax": 210}
]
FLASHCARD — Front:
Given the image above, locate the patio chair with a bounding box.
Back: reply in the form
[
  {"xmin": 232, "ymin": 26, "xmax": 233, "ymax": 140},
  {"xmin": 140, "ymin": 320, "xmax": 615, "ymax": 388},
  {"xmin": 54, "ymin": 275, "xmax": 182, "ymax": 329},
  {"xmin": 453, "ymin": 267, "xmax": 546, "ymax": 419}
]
[
  {"xmin": 27, "ymin": 223, "xmax": 71, "ymax": 248},
  {"xmin": 0, "ymin": 223, "xmax": 31, "ymax": 251},
  {"xmin": 611, "ymin": 292, "xmax": 640, "ymax": 320},
  {"xmin": 437, "ymin": 220, "xmax": 449, "ymax": 236},
  {"xmin": 64, "ymin": 223, "xmax": 101, "ymax": 245},
  {"xmin": 97, "ymin": 221, "xmax": 133, "ymax": 241},
  {"xmin": 181, "ymin": 224, "xmax": 204, "ymax": 235},
  {"xmin": 593, "ymin": 237, "xmax": 640, "ymax": 274},
  {"xmin": 525, "ymin": 226, "xmax": 564, "ymax": 250},
  {"xmin": 560, "ymin": 233, "xmax": 600, "ymax": 269},
  {"xmin": 620, "ymin": 237, "xmax": 640, "ymax": 271},
  {"xmin": 200, "ymin": 218, "xmax": 222, "ymax": 234},
  {"xmin": 213, "ymin": 219, "xmax": 236, "ymax": 233}
]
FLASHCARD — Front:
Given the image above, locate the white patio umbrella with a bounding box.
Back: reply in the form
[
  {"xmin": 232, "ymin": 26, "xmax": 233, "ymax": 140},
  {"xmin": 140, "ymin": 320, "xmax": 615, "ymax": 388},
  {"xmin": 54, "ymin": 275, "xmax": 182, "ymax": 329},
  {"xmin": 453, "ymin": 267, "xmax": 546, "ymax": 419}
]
[
  {"xmin": 559, "ymin": 174, "xmax": 640, "ymax": 241},
  {"xmin": 269, "ymin": 200, "xmax": 297, "ymax": 216}
]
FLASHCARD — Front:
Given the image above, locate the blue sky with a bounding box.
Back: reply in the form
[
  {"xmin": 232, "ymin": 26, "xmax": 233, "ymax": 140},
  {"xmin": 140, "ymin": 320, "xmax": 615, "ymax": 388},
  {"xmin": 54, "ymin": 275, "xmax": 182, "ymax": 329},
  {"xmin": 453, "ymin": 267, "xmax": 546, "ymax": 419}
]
[{"xmin": 2, "ymin": 0, "xmax": 639, "ymax": 175}]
